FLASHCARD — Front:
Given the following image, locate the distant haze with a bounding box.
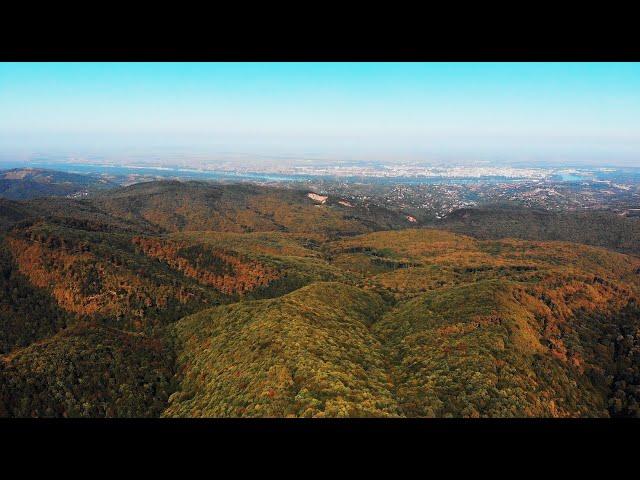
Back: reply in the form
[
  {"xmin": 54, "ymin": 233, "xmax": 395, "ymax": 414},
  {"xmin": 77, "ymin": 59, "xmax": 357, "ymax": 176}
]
[{"xmin": 1, "ymin": 62, "xmax": 639, "ymax": 167}]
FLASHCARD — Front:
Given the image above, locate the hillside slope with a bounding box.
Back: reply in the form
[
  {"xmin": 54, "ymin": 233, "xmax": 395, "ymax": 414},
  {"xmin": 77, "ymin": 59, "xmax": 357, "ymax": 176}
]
[
  {"xmin": 0, "ymin": 196, "xmax": 358, "ymax": 354},
  {"xmin": 164, "ymin": 282, "xmax": 401, "ymax": 418},
  {"xmin": 91, "ymin": 181, "xmax": 412, "ymax": 236},
  {"xmin": 2, "ymin": 186, "xmax": 640, "ymax": 418},
  {"xmin": 161, "ymin": 229, "xmax": 640, "ymax": 418},
  {"xmin": 433, "ymin": 206, "xmax": 640, "ymax": 255},
  {"xmin": 0, "ymin": 168, "xmax": 115, "ymax": 200},
  {"xmin": 0, "ymin": 324, "xmax": 174, "ymax": 418},
  {"xmin": 328, "ymin": 229, "xmax": 640, "ymax": 417},
  {"xmin": 375, "ymin": 280, "xmax": 607, "ymax": 417}
]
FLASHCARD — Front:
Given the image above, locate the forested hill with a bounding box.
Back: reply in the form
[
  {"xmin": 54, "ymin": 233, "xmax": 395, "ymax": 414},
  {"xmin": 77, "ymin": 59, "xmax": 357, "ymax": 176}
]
[
  {"xmin": 431, "ymin": 205, "xmax": 640, "ymax": 255},
  {"xmin": 0, "ymin": 168, "xmax": 115, "ymax": 200},
  {"xmin": 0, "ymin": 180, "xmax": 414, "ymax": 236},
  {"xmin": 2, "ymin": 183, "xmax": 640, "ymax": 418},
  {"xmin": 89, "ymin": 181, "xmax": 412, "ymax": 236}
]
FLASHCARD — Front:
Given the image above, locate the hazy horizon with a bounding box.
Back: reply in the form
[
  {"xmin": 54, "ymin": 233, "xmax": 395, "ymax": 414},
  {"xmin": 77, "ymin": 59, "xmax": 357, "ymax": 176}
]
[{"xmin": 1, "ymin": 62, "xmax": 639, "ymax": 168}]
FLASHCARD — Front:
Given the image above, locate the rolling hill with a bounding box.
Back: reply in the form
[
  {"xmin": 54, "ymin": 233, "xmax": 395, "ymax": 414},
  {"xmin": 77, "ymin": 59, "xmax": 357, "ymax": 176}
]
[
  {"xmin": 432, "ymin": 205, "xmax": 640, "ymax": 255},
  {"xmin": 1, "ymin": 182, "xmax": 640, "ymax": 417},
  {"xmin": 164, "ymin": 282, "xmax": 401, "ymax": 418},
  {"xmin": 161, "ymin": 229, "xmax": 640, "ymax": 417},
  {"xmin": 91, "ymin": 181, "xmax": 413, "ymax": 236},
  {"xmin": 0, "ymin": 168, "xmax": 115, "ymax": 200},
  {"xmin": 0, "ymin": 324, "xmax": 174, "ymax": 418}
]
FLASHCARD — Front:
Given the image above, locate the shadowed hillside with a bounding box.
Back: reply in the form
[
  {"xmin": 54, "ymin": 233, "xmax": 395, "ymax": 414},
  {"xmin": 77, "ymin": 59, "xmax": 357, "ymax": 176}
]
[
  {"xmin": 0, "ymin": 239, "xmax": 73, "ymax": 354},
  {"xmin": 432, "ymin": 206, "xmax": 640, "ymax": 255},
  {"xmin": 0, "ymin": 199, "xmax": 33, "ymax": 230},
  {"xmin": 0, "ymin": 324, "xmax": 174, "ymax": 418},
  {"xmin": 0, "ymin": 168, "xmax": 115, "ymax": 200},
  {"xmin": 3, "ymin": 224, "xmax": 227, "ymax": 336}
]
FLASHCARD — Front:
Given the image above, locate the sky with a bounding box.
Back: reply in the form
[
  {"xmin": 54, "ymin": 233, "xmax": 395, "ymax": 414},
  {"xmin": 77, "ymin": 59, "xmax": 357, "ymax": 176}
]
[{"xmin": 1, "ymin": 62, "xmax": 639, "ymax": 166}]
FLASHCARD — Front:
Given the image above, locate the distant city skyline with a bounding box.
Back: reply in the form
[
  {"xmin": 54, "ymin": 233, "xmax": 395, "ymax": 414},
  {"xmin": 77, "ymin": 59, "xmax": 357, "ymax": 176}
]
[{"xmin": 1, "ymin": 62, "xmax": 639, "ymax": 166}]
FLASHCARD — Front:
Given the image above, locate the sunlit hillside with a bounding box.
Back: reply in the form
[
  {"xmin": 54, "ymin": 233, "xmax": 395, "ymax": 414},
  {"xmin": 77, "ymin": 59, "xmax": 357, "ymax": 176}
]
[{"xmin": 2, "ymin": 182, "xmax": 640, "ymax": 418}]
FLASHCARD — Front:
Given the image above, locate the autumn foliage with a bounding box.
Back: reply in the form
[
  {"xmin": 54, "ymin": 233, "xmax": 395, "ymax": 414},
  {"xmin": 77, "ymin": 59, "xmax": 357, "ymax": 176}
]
[
  {"xmin": 132, "ymin": 236, "xmax": 280, "ymax": 296},
  {"xmin": 2, "ymin": 182, "xmax": 640, "ymax": 417}
]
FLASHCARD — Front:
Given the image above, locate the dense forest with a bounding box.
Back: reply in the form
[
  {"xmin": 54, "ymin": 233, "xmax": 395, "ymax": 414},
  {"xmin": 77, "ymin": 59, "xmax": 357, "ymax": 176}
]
[
  {"xmin": 433, "ymin": 205, "xmax": 640, "ymax": 255},
  {"xmin": 2, "ymin": 181, "xmax": 640, "ymax": 417},
  {"xmin": 0, "ymin": 324, "xmax": 174, "ymax": 417},
  {"xmin": 90, "ymin": 181, "xmax": 411, "ymax": 236}
]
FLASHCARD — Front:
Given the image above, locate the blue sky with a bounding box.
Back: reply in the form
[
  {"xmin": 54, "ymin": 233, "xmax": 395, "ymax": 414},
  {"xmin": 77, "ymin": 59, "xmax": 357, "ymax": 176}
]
[{"xmin": 1, "ymin": 62, "xmax": 639, "ymax": 165}]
